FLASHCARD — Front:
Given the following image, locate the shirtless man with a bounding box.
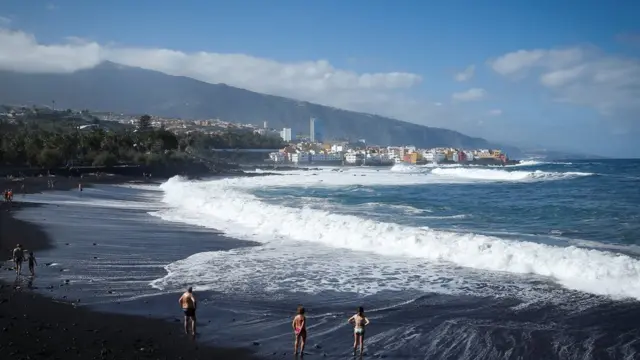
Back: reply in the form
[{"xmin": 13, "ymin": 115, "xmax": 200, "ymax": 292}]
[
  {"xmin": 348, "ymin": 306, "xmax": 371, "ymax": 356},
  {"xmin": 12, "ymin": 244, "xmax": 24, "ymax": 275},
  {"xmin": 178, "ymin": 287, "xmax": 197, "ymax": 339}
]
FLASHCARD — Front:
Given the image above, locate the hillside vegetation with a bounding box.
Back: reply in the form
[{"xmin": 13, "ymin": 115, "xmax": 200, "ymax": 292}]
[{"xmin": 0, "ymin": 113, "xmax": 285, "ymax": 172}]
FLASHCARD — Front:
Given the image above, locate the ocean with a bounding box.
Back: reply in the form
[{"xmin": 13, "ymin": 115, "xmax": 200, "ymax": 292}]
[{"xmin": 6, "ymin": 159, "xmax": 640, "ymax": 359}]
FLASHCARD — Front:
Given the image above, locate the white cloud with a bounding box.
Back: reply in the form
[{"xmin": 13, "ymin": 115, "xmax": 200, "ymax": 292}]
[
  {"xmin": 0, "ymin": 28, "xmax": 425, "ymax": 118},
  {"xmin": 489, "ymin": 48, "xmax": 584, "ymax": 76},
  {"xmin": 0, "ymin": 16, "xmax": 11, "ymax": 27},
  {"xmin": 454, "ymin": 65, "xmax": 475, "ymax": 82},
  {"xmin": 451, "ymin": 88, "xmax": 486, "ymax": 102},
  {"xmin": 488, "ymin": 46, "xmax": 640, "ymax": 123},
  {"xmin": 539, "ymin": 65, "xmax": 586, "ymax": 87},
  {"xmin": 488, "ymin": 109, "xmax": 502, "ymax": 116}
]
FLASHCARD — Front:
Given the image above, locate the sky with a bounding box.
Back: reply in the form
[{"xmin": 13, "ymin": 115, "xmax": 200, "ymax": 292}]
[{"xmin": 0, "ymin": 0, "xmax": 639, "ymax": 157}]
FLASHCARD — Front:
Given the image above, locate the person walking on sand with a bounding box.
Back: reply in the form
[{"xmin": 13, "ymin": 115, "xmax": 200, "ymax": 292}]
[
  {"xmin": 12, "ymin": 244, "xmax": 24, "ymax": 275},
  {"xmin": 348, "ymin": 306, "xmax": 370, "ymax": 356},
  {"xmin": 292, "ymin": 305, "xmax": 307, "ymax": 356},
  {"xmin": 28, "ymin": 251, "xmax": 37, "ymax": 276},
  {"xmin": 178, "ymin": 287, "xmax": 197, "ymax": 339}
]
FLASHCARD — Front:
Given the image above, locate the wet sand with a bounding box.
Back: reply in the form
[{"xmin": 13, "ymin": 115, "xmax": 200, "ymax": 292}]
[{"xmin": 0, "ymin": 177, "xmax": 258, "ymax": 359}]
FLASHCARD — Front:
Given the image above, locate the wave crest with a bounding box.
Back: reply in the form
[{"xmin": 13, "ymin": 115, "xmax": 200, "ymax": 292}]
[
  {"xmin": 152, "ymin": 175, "xmax": 640, "ymax": 300},
  {"xmin": 431, "ymin": 168, "xmax": 592, "ymax": 181}
]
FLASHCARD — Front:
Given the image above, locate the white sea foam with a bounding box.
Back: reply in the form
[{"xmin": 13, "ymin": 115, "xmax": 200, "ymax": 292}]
[
  {"xmin": 149, "ymin": 170, "xmax": 640, "ymax": 301},
  {"xmin": 19, "ymin": 189, "xmax": 162, "ymax": 210},
  {"xmin": 389, "ymin": 163, "xmax": 591, "ymax": 182},
  {"xmin": 431, "ymin": 168, "xmax": 592, "ymax": 182},
  {"xmin": 507, "ymin": 160, "xmax": 573, "ymax": 167}
]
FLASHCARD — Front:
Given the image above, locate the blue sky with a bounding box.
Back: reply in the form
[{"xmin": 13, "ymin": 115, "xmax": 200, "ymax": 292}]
[{"xmin": 1, "ymin": 0, "xmax": 639, "ymax": 157}]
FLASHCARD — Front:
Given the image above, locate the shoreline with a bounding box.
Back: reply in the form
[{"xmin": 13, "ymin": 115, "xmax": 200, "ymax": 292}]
[{"xmin": 0, "ymin": 177, "xmax": 259, "ymax": 359}]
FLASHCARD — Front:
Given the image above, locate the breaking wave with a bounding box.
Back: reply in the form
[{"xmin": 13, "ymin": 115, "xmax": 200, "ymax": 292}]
[
  {"xmin": 389, "ymin": 163, "xmax": 592, "ymax": 181},
  {"xmin": 430, "ymin": 168, "xmax": 593, "ymax": 181},
  {"xmin": 150, "ymin": 173, "xmax": 640, "ymax": 300}
]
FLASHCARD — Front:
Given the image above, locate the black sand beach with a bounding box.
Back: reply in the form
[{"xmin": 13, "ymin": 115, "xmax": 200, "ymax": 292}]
[{"xmin": 0, "ymin": 176, "xmax": 258, "ymax": 359}]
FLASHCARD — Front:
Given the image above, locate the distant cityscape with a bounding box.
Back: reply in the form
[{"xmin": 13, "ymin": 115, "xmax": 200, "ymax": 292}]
[
  {"xmin": 269, "ymin": 117, "xmax": 513, "ymax": 166},
  {"xmin": 1, "ymin": 105, "xmax": 513, "ymax": 165}
]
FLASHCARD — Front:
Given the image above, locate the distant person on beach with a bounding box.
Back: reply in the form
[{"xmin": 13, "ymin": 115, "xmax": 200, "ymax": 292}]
[
  {"xmin": 292, "ymin": 305, "xmax": 307, "ymax": 356},
  {"xmin": 348, "ymin": 306, "xmax": 370, "ymax": 356},
  {"xmin": 78, "ymin": 183, "xmax": 83, "ymax": 192},
  {"xmin": 12, "ymin": 244, "xmax": 24, "ymax": 275},
  {"xmin": 28, "ymin": 251, "xmax": 37, "ymax": 276},
  {"xmin": 178, "ymin": 287, "xmax": 197, "ymax": 339}
]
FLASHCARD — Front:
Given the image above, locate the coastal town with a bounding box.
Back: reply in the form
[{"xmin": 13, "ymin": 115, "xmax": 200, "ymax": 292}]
[
  {"xmin": 0, "ymin": 106, "xmax": 514, "ymax": 166},
  {"xmin": 267, "ymin": 117, "xmax": 514, "ymax": 166}
]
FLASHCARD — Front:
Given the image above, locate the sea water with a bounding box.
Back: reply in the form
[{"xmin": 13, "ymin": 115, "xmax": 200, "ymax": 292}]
[{"xmin": 9, "ymin": 160, "xmax": 640, "ymax": 359}]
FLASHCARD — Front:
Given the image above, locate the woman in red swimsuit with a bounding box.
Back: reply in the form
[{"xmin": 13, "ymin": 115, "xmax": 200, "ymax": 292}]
[{"xmin": 292, "ymin": 305, "xmax": 307, "ymax": 356}]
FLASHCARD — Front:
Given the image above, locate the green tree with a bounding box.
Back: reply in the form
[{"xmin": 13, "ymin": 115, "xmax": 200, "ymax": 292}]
[
  {"xmin": 38, "ymin": 148, "xmax": 64, "ymax": 169},
  {"xmin": 92, "ymin": 151, "xmax": 118, "ymax": 167},
  {"xmin": 138, "ymin": 114, "xmax": 152, "ymax": 131}
]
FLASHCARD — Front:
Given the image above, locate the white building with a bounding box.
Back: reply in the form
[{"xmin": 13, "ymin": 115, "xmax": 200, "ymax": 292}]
[
  {"xmin": 280, "ymin": 128, "xmax": 292, "ymax": 142},
  {"xmin": 433, "ymin": 150, "xmax": 446, "ymax": 162},
  {"xmin": 290, "ymin": 152, "xmax": 310, "ymax": 164},
  {"xmin": 309, "ymin": 118, "xmax": 317, "ymax": 143},
  {"xmin": 331, "ymin": 144, "xmax": 345, "ymax": 152},
  {"xmin": 422, "ymin": 151, "xmax": 434, "ymax": 162},
  {"xmin": 345, "ymin": 153, "xmax": 360, "ymax": 164},
  {"xmin": 311, "ymin": 153, "xmax": 342, "ymax": 162},
  {"xmin": 463, "ymin": 151, "xmax": 475, "ymax": 161},
  {"xmin": 269, "ymin": 152, "xmax": 286, "ymax": 163}
]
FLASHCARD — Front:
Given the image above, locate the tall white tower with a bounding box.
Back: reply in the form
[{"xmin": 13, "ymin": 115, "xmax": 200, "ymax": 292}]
[
  {"xmin": 263, "ymin": 121, "xmax": 268, "ymax": 129},
  {"xmin": 309, "ymin": 117, "xmax": 316, "ymax": 142}
]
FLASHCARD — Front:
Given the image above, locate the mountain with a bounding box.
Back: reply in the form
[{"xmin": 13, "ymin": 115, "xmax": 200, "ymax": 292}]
[{"xmin": 0, "ymin": 61, "xmax": 521, "ymax": 156}]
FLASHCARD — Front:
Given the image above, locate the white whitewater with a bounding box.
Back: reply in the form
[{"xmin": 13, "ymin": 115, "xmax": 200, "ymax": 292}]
[{"xmin": 149, "ymin": 166, "xmax": 640, "ymax": 302}]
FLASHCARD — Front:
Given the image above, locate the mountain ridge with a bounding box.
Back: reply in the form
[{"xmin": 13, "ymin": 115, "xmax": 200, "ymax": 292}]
[{"xmin": 0, "ymin": 61, "xmax": 522, "ymax": 157}]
